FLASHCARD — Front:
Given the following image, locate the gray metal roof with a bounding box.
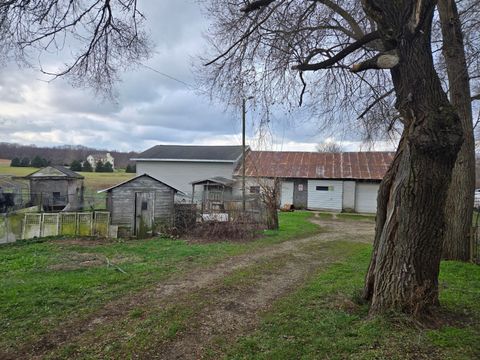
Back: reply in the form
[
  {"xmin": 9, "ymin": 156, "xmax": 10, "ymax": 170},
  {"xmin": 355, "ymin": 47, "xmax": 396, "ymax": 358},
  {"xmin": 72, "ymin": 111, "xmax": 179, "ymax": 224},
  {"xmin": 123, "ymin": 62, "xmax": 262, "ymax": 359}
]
[
  {"xmin": 23, "ymin": 165, "xmax": 84, "ymax": 179},
  {"xmin": 98, "ymin": 173, "xmax": 183, "ymax": 194},
  {"xmin": 132, "ymin": 145, "xmax": 245, "ymax": 162},
  {"xmin": 190, "ymin": 176, "xmax": 234, "ymax": 186}
]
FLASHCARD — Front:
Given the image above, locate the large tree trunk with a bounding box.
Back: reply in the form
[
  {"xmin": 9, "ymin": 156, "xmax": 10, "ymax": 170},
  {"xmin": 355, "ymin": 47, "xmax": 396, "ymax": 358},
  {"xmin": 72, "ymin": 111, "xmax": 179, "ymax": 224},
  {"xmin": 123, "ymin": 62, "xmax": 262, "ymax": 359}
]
[
  {"xmin": 438, "ymin": 0, "xmax": 475, "ymax": 261},
  {"xmin": 362, "ymin": 1, "xmax": 463, "ymax": 316}
]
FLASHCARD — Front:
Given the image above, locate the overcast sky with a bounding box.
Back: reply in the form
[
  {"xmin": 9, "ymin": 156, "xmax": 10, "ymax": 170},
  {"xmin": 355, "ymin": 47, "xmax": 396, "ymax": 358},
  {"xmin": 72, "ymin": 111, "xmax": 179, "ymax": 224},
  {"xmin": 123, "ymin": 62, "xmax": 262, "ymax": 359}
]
[{"xmin": 0, "ymin": 1, "xmax": 396, "ymax": 153}]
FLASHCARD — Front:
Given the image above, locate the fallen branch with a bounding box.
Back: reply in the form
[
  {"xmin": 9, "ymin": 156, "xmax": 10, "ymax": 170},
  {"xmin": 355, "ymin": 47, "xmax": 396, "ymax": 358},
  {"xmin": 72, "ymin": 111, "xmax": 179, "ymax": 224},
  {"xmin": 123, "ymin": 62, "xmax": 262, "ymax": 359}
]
[{"xmin": 105, "ymin": 256, "xmax": 128, "ymax": 274}]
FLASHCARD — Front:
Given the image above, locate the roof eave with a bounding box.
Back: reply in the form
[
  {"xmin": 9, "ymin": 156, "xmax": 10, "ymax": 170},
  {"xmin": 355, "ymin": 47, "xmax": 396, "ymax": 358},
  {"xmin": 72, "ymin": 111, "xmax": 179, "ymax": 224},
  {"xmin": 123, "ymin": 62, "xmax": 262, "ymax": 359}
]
[{"xmin": 130, "ymin": 158, "xmax": 236, "ymax": 163}]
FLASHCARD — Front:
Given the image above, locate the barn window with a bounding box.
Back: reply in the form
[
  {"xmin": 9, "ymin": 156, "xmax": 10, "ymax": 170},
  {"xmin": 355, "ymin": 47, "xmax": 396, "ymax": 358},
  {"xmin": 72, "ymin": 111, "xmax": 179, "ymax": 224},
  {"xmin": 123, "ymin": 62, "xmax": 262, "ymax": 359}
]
[
  {"xmin": 298, "ymin": 184, "xmax": 304, "ymax": 191},
  {"xmin": 316, "ymin": 186, "xmax": 330, "ymax": 191},
  {"xmin": 142, "ymin": 201, "xmax": 148, "ymax": 210},
  {"xmin": 250, "ymin": 186, "xmax": 260, "ymax": 194}
]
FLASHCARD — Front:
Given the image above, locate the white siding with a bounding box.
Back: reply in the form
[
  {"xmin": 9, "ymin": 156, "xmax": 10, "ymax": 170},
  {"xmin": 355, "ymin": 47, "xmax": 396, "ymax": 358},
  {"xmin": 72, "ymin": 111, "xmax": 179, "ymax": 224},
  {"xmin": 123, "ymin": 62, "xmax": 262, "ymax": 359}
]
[
  {"xmin": 136, "ymin": 161, "xmax": 236, "ymax": 196},
  {"xmin": 280, "ymin": 181, "xmax": 294, "ymax": 206},
  {"xmin": 342, "ymin": 181, "xmax": 356, "ymax": 210},
  {"xmin": 307, "ymin": 180, "xmax": 343, "ymax": 211},
  {"xmin": 355, "ymin": 183, "xmax": 380, "ymax": 213}
]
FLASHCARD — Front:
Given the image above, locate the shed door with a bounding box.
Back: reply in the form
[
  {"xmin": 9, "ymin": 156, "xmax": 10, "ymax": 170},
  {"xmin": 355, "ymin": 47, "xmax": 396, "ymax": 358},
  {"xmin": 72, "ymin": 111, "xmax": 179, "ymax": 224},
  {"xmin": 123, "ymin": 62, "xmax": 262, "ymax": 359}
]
[
  {"xmin": 307, "ymin": 180, "xmax": 343, "ymax": 211},
  {"xmin": 135, "ymin": 192, "xmax": 155, "ymax": 236},
  {"xmin": 355, "ymin": 183, "xmax": 379, "ymax": 213},
  {"xmin": 280, "ymin": 181, "xmax": 294, "ymax": 206}
]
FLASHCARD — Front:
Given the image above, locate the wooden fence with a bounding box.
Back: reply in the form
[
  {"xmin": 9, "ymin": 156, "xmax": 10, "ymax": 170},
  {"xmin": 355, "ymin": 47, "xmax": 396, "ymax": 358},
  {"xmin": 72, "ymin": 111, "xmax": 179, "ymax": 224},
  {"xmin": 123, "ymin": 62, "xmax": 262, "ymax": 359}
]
[{"xmin": 0, "ymin": 211, "xmax": 110, "ymax": 244}]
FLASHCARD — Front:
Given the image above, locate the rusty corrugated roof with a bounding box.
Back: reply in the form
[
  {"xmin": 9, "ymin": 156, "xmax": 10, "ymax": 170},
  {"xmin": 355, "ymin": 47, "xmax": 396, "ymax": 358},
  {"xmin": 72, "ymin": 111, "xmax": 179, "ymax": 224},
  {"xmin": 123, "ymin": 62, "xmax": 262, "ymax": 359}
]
[{"xmin": 234, "ymin": 151, "xmax": 394, "ymax": 180}]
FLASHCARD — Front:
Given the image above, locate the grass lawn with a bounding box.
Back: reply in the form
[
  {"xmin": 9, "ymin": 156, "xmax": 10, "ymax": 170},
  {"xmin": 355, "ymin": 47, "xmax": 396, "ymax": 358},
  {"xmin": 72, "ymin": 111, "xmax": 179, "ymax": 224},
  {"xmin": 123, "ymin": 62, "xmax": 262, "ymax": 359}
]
[
  {"xmin": 0, "ymin": 211, "xmax": 319, "ymax": 353},
  {"xmin": 0, "ymin": 163, "xmax": 134, "ymax": 191},
  {"xmin": 227, "ymin": 248, "xmax": 480, "ymax": 360}
]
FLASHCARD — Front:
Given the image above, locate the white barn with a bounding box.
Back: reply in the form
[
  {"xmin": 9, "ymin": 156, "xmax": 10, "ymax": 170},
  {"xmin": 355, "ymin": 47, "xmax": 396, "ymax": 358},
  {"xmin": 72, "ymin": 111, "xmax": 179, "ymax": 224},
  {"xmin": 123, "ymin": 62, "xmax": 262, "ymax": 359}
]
[{"xmin": 131, "ymin": 145, "xmax": 244, "ymax": 199}]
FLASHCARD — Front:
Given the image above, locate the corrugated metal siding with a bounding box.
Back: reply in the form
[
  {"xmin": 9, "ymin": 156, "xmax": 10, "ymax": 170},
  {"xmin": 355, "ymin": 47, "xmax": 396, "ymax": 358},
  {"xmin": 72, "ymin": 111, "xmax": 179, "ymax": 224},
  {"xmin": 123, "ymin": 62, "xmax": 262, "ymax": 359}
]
[
  {"xmin": 236, "ymin": 151, "xmax": 394, "ymax": 180},
  {"xmin": 307, "ymin": 180, "xmax": 343, "ymax": 211},
  {"xmin": 355, "ymin": 183, "xmax": 380, "ymax": 213}
]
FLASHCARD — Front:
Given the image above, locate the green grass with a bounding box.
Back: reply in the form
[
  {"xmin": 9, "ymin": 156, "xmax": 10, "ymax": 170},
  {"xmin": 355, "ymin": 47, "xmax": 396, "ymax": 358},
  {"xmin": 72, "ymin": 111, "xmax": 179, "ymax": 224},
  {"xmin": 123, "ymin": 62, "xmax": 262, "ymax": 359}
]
[
  {"xmin": 0, "ymin": 211, "xmax": 319, "ymax": 352},
  {"xmin": 227, "ymin": 247, "xmax": 480, "ymax": 360}
]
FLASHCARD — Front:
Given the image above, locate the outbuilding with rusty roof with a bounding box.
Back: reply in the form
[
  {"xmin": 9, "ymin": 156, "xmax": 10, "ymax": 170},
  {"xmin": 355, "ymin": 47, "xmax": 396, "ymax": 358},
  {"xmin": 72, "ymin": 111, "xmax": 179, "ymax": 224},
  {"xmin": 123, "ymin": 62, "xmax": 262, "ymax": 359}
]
[{"xmin": 234, "ymin": 151, "xmax": 394, "ymax": 213}]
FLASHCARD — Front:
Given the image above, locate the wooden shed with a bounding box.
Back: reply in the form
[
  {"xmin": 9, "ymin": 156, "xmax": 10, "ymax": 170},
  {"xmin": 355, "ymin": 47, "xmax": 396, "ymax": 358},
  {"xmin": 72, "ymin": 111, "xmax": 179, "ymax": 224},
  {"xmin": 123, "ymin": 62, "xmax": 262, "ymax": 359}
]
[
  {"xmin": 99, "ymin": 174, "xmax": 180, "ymax": 236},
  {"xmin": 22, "ymin": 166, "xmax": 84, "ymax": 211}
]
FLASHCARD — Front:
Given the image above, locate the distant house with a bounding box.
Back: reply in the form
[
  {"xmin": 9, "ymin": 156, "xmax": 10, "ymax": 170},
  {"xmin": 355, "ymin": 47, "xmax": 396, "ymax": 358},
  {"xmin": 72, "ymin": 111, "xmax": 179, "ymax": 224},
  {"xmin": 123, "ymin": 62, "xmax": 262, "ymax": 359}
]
[
  {"xmin": 98, "ymin": 174, "xmax": 182, "ymax": 237},
  {"xmin": 86, "ymin": 152, "xmax": 115, "ymax": 170},
  {"xmin": 22, "ymin": 165, "xmax": 84, "ymax": 211},
  {"xmin": 234, "ymin": 151, "xmax": 394, "ymax": 213},
  {"xmin": 131, "ymin": 145, "xmax": 245, "ymax": 200}
]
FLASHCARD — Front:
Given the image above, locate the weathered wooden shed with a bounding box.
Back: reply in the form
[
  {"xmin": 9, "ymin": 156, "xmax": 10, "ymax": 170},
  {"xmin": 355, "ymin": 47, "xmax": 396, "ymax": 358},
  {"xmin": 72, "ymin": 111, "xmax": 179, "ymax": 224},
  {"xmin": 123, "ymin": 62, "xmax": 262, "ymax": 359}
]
[
  {"xmin": 22, "ymin": 166, "xmax": 84, "ymax": 211},
  {"xmin": 99, "ymin": 174, "xmax": 180, "ymax": 236}
]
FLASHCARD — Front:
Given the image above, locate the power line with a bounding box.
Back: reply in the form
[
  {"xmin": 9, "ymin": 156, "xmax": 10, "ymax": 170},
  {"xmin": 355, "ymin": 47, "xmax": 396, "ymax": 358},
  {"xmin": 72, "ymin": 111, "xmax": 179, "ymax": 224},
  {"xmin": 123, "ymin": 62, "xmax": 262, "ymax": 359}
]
[{"xmin": 141, "ymin": 64, "xmax": 196, "ymax": 89}]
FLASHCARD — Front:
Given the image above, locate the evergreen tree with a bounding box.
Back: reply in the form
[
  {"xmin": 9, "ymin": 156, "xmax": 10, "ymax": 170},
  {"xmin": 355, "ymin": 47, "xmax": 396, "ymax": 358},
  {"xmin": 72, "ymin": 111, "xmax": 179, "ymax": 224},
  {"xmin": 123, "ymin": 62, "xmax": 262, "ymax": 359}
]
[
  {"xmin": 82, "ymin": 161, "xmax": 93, "ymax": 172},
  {"xmin": 31, "ymin": 155, "xmax": 44, "ymax": 168},
  {"xmin": 10, "ymin": 158, "xmax": 20, "ymax": 167},
  {"xmin": 95, "ymin": 160, "xmax": 104, "ymax": 173},
  {"xmin": 103, "ymin": 161, "xmax": 113, "ymax": 173},
  {"xmin": 70, "ymin": 160, "xmax": 82, "ymax": 171},
  {"xmin": 20, "ymin": 157, "xmax": 30, "ymax": 167}
]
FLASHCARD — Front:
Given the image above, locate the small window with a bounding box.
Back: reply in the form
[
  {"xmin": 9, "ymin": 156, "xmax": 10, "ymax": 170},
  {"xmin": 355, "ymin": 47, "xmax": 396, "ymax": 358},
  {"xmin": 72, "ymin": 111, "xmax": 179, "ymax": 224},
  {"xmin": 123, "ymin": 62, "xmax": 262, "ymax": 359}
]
[
  {"xmin": 142, "ymin": 201, "xmax": 148, "ymax": 210},
  {"xmin": 316, "ymin": 186, "xmax": 330, "ymax": 191},
  {"xmin": 250, "ymin": 186, "xmax": 260, "ymax": 194},
  {"xmin": 298, "ymin": 184, "xmax": 304, "ymax": 192}
]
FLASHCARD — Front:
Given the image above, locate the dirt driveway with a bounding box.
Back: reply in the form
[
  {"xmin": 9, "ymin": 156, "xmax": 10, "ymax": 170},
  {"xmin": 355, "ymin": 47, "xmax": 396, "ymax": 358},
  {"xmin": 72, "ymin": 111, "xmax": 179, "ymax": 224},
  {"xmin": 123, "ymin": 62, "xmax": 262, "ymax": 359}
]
[{"xmin": 15, "ymin": 214, "xmax": 375, "ymax": 359}]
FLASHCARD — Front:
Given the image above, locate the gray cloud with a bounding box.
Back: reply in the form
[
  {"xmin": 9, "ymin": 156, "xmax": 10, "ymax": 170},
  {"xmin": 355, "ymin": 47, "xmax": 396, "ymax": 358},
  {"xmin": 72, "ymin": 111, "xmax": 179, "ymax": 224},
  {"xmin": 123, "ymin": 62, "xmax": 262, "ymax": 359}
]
[{"xmin": 0, "ymin": 0, "xmax": 381, "ymax": 153}]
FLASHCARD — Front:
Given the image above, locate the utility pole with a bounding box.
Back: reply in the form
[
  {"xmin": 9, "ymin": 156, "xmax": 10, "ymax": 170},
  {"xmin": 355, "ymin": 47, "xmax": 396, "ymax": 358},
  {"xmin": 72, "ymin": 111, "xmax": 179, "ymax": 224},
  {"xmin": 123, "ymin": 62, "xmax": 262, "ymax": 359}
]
[
  {"xmin": 242, "ymin": 98, "xmax": 246, "ymax": 212},
  {"xmin": 242, "ymin": 96, "xmax": 254, "ymax": 213}
]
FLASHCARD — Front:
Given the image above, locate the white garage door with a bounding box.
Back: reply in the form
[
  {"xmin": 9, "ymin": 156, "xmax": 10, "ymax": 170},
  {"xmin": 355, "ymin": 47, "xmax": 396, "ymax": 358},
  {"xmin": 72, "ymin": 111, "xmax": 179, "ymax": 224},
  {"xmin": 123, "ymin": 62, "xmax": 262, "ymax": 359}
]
[
  {"xmin": 355, "ymin": 183, "xmax": 380, "ymax": 213},
  {"xmin": 280, "ymin": 181, "xmax": 294, "ymax": 206},
  {"xmin": 307, "ymin": 180, "xmax": 343, "ymax": 211}
]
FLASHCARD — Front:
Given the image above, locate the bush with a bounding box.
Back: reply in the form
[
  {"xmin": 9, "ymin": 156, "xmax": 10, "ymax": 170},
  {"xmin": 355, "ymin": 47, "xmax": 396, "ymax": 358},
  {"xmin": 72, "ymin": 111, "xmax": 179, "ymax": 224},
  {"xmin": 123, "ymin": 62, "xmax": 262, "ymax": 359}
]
[{"xmin": 125, "ymin": 164, "xmax": 136, "ymax": 173}]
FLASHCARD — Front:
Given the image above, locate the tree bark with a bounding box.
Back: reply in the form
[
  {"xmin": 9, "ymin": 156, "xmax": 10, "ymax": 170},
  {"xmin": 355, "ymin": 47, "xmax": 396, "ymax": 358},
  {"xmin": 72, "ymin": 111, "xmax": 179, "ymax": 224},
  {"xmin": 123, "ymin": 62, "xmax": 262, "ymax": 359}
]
[
  {"xmin": 438, "ymin": 0, "xmax": 475, "ymax": 261},
  {"xmin": 362, "ymin": 0, "xmax": 463, "ymax": 316}
]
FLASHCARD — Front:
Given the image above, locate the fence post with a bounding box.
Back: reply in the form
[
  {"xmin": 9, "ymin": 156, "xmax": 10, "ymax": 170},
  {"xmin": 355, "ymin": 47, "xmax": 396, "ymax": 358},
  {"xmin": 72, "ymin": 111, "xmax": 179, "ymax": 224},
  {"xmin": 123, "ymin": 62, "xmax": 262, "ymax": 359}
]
[{"xmin": 21, "ymin": 213, "xmax": 26, "ymax": 240}]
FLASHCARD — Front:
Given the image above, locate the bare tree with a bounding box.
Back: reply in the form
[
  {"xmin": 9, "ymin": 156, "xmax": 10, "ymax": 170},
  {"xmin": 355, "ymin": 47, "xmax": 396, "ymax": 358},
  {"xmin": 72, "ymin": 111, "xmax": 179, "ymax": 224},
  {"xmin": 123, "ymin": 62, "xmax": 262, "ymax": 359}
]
[
  {"xmin": 0, "ymin": 0, "xmax": 151, "ymax": 94},
  {"xmin": 201, "ymin": 0, "xmax": 464, "ymax": 316},
  {"xmin": 316, "ymin": 141, "xmax": 344, "ymax": 153},
  {"xmin": 437, "ymin": 0, "xmax": 476, "ymax": 261}
]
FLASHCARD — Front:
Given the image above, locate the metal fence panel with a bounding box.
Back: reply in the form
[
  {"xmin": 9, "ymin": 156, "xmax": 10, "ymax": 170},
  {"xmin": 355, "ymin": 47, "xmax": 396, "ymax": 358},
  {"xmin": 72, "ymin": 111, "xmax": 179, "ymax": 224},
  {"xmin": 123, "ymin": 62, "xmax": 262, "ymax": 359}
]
[
  {"xmin": 23, "ymin": 214, "xmax": 42, "ymax": 239},
  {"xmin": 77, "ymin": 213, "xmax": 93, "ymax": 236},
  {"xmin": 94, "ymin": 212, "xmax": 110, "ymax": 237},
  {"xmin": 60, "ymin": 213, "xmax": 77, "ymax": 236},
  {"xmin": 41, "ymin": 213, "xmax": 59, "ymax": 237}
]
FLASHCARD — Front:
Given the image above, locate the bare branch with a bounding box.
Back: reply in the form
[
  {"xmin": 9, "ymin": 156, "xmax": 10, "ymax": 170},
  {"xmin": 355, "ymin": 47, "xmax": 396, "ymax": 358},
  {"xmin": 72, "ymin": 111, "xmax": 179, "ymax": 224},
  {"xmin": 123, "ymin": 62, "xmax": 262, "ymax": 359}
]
[
  {"xmin": 292, "ymin": 31, "xmax": 380, "ymax": 71},
  {"xmin": 358, "ymin": 89, "xmax": 394, "ymax": 119}
]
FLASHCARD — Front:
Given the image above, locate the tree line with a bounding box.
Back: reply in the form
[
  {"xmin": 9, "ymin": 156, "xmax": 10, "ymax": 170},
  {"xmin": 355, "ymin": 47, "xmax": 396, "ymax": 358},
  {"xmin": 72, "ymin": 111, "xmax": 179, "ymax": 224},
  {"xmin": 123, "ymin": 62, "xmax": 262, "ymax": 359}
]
[
  {"xmin": 0, "ymin": 143, "xmax": 138, "ymax": 168},
  {"xmin": 11, "ymin": 156, "xmax": 50, "ymax": 168}
]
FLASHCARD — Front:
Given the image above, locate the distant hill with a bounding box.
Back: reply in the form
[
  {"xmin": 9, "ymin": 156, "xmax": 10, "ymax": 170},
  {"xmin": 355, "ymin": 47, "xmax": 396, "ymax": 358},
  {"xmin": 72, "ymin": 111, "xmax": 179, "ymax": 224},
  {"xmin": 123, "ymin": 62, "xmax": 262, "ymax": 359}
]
[{"xmin": 0, "ymin": 142, "xmax": 138, "ymax": 168}]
